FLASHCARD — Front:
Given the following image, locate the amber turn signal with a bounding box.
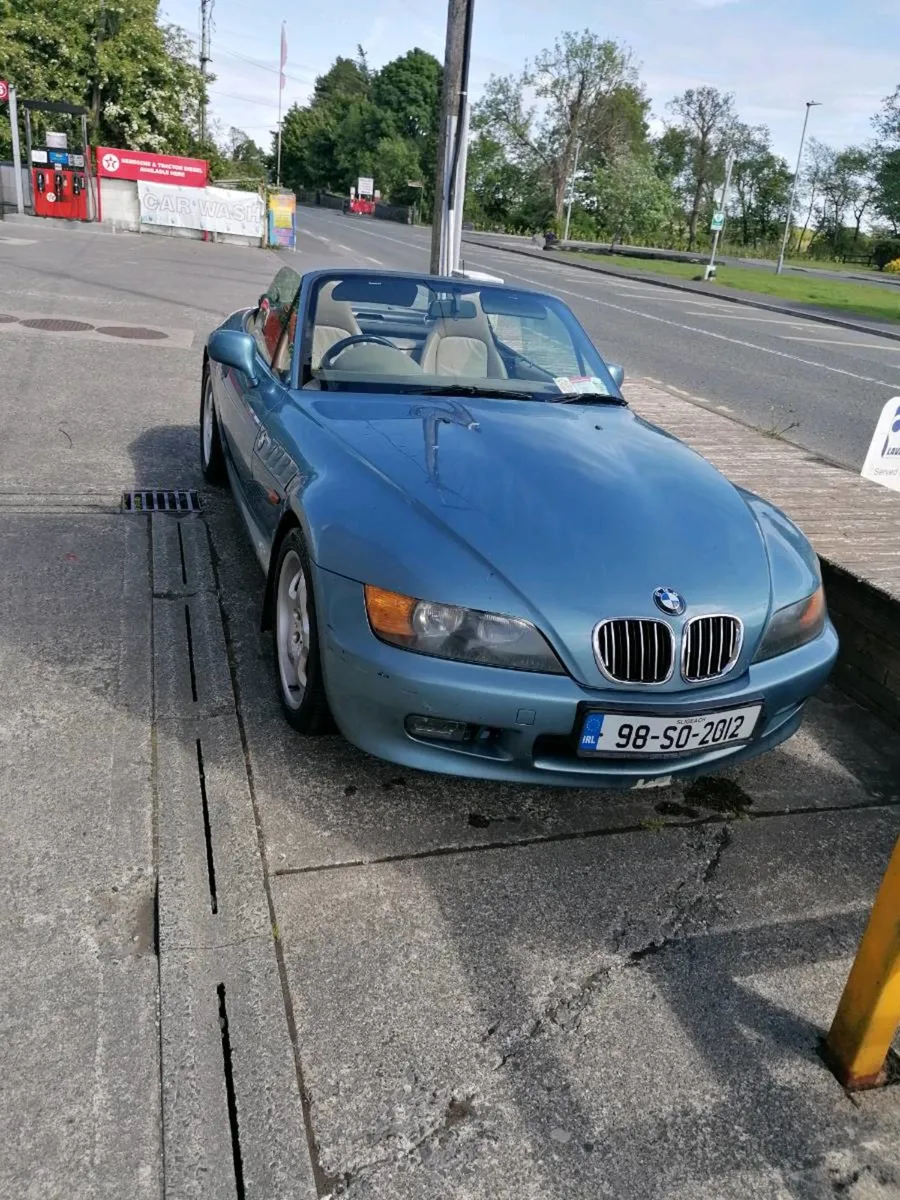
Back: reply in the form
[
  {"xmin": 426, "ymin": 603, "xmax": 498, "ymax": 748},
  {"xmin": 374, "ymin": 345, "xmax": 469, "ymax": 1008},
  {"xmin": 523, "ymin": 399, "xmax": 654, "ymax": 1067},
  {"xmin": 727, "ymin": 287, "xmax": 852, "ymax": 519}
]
[{"xmin": 364, "ymin": 585, "xmax": 416, "ymax": 637}]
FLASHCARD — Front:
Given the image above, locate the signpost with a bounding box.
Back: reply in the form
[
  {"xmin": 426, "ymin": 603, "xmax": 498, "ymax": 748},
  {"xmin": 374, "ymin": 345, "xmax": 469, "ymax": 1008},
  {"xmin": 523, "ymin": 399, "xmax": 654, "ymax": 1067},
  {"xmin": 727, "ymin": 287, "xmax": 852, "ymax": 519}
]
[
  {"xmin": 704, "ymin": 151, "xmax": 735, "ymax": 282},
  {"xmin": 0, "ymin": 81, "xmax": 8, "ymax": 102},
  {"xmin": 357, "ymin": 176, "xmax": 374, "ymax": 198}
]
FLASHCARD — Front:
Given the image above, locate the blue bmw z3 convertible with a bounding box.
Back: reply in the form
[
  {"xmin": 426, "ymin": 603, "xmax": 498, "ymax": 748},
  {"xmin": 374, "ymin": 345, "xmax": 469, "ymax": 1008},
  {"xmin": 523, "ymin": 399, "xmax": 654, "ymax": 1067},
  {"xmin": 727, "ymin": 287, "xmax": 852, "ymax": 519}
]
[{"xmin": 201, "ymin": 265, "xmax": 838, "ymax": 789}]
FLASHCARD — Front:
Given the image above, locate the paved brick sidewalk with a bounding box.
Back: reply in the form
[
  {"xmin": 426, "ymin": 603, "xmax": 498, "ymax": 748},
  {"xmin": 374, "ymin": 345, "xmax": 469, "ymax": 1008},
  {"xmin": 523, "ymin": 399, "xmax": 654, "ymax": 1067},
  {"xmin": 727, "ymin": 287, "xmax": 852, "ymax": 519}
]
[{"xmin": 627, "ymin": 378, "xmax": 900, "ymax": 601}]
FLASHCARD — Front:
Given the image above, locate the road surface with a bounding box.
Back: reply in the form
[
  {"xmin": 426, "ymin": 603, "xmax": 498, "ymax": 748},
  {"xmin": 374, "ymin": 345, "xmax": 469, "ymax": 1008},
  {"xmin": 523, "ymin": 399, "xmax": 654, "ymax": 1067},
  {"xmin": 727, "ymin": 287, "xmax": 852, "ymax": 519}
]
[{"xmin": 296, "ymin": 207, "xmax": 900, "ymax": 471}]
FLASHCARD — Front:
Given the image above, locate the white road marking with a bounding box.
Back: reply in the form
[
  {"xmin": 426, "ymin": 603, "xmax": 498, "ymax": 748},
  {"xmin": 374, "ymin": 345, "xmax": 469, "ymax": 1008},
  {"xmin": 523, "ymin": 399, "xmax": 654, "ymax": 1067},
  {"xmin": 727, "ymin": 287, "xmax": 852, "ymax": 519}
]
[
  {"xmin": 364, "ymin": 255, "xmax": 383, "ymax": 265},
  {"xmin": 778, "ymin": 336, "xmax": 900, "ymax": 349},
  {"xmin": 299, "ymin": 230, "xmax": 330, "ymax": 244},
  {"xmin": 466, "ymin": 260, "xmax": 900, "ymax": 391},
  {"xmin": 336, "ymin": 243, "xmax": 353, "ymax": 252},
  {"xmin": 0, "ymin": 236, "xmax": 38, "ymax": 246}
]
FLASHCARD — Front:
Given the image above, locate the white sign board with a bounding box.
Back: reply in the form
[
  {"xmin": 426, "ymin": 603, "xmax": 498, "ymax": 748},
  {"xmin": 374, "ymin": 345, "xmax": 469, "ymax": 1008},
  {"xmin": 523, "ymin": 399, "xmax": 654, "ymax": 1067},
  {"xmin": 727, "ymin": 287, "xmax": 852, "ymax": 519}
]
[
  {"xmin": 861, "ymin": 396, "xmax": 900, "ymax": 492},
  {"xmin": 357, "ymin": 175, "xmax": 374, "ymax": 197},
  {"xmin": 710, "ymin": 211, "xmax": 725, "ymax": 231},
  {"xmin": 137, "ymin": 181, "xmax": 264, "ymax": 238}
]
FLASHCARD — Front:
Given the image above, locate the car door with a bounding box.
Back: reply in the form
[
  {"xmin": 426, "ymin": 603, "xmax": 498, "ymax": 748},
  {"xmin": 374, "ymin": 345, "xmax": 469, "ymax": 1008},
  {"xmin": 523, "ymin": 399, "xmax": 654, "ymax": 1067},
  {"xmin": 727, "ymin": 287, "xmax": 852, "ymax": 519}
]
[
  {"xmin": 215, "ymin": 267, "xmax": 302, "ymax": 491},
  {"xmin": 251, "ymin": 297, "xmax": 303, "ymax": 543}
]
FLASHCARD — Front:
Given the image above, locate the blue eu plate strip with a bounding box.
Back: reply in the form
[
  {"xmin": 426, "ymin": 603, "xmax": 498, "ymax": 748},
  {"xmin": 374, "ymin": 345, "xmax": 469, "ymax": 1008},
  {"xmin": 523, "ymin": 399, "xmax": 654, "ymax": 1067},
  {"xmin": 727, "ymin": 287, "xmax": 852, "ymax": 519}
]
[{"xmin": 579, "ymin": 712, "xmax": 605, "ymax": 751}]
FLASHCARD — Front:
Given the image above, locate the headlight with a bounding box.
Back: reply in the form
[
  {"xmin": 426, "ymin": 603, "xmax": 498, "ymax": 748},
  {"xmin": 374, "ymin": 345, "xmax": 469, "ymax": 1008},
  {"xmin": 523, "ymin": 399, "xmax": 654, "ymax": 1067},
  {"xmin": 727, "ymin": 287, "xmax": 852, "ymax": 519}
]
[
  {"xmin": 753, "ymin": 585, "xmax": 826, "ymax": 662},
  {"xmin": 364, "ymin": 585, "xmax": 565, "ymax": 674}
]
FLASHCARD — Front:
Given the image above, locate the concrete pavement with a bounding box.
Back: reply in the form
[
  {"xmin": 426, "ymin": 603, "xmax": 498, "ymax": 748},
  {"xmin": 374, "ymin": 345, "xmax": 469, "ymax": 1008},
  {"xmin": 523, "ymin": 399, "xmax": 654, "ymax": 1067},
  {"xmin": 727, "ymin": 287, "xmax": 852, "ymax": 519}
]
[
  {"xmin": 295, "ymin": 207, "xmax": 900, "ymax": 472},
  {"xmin": 2, "ymin": 218, "xmax": 900, "ymax": 1199}
]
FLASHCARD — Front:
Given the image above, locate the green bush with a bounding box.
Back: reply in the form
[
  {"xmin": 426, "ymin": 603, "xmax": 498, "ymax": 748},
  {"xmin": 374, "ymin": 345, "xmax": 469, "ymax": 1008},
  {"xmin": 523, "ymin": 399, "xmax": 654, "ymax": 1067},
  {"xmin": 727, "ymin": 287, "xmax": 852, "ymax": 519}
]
[{"xmin": 872, "ymin": 239, "xmax": 900, "ymax": 270}]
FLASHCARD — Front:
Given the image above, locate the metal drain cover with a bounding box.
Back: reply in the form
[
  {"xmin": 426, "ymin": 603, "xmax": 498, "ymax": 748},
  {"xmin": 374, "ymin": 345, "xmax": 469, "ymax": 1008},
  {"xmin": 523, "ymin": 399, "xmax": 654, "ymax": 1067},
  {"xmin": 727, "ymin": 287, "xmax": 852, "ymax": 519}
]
[
  {"xmin": 21, "ymin": 318, "xmax": 95, "ymax": 332},
  {"xmin": 97, "ymin": 326, "xmax": 169, "ymax": 340},
  {"xmin": 122, "ymin": 487, "xmax": 200, "ymax": 511},
  {"xmin": 122, "ymin": 489, "xmax": 201, "ymax": 514},
  {"xmin": 0, "ymin": 314, "xmax": 18, "ymax": 324}
]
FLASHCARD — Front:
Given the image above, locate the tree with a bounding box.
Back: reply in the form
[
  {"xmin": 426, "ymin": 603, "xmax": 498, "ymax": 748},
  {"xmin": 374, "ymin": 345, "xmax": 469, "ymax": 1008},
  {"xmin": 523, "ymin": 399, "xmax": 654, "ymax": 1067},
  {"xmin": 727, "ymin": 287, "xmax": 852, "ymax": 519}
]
[
  {"xmin": 465, "ymin": 133, "xmax": 548, "ymax": 230},
  {"xmin": 591, "ymin": 154, "xmax": 675, "ymax": 247},
  {"xmin": 0, "ymin": 0, "xmax": 206, "ymax": 157},
  {"xmin": 277, "ymin": 47, "xmax": 442, "ymax": 208},
  {"xmin": 475, "ymin": 30, "xmax": 649, "ymax": 224},
  {"xmin": 871, "ymin": 88, "xmax": 900, "ymax": 232},
  {"xmin": 873, "ymin": 150, "xmax": 900, "ymax": 234},
  {"xmin": 795, "ymin": 137, "xmax": 833, "ymax": 254},
  {"xmin": 728, "ymin": 125, "xmax": 791, "ymax": 249},
  {"xmin": 666, "ymin": 86, "xmax": 738, "ymax": 249}
]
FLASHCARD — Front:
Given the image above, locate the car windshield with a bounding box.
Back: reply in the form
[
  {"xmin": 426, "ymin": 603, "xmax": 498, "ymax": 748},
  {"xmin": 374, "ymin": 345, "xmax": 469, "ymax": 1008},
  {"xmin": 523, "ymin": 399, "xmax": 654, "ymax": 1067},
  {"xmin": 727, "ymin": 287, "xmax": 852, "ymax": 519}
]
[{"xmin": 301, "ymin": 272, "xmax": 623, "ymax": 401}]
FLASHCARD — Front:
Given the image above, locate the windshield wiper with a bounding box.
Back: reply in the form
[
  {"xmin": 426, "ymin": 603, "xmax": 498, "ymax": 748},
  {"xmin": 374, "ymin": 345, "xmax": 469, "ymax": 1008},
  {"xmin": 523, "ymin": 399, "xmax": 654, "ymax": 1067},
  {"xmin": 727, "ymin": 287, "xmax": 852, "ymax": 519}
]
[
  {"xmin": 552, "ymin": 391, "xmax": 627, "ymax": 406},
  {"xmin": 419, "ymin": 384, "xmax": 542, "ymax": 402}
]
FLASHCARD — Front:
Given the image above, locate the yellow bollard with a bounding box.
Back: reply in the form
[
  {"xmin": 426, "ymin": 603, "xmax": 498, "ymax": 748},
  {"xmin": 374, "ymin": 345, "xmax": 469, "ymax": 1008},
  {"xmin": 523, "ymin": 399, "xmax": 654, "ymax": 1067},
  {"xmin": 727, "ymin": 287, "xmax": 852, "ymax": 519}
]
[{"xmin": 824, "ymin": 836, "xmax": 900, "ymax": 1090}]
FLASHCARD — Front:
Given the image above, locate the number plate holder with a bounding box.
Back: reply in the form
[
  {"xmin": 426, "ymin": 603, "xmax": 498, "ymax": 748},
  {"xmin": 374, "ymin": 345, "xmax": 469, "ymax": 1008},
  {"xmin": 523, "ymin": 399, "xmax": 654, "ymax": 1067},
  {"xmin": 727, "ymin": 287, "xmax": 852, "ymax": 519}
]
[{"xmin": 576, "ymin": 699, "xmax": 763, "ymax": 759}]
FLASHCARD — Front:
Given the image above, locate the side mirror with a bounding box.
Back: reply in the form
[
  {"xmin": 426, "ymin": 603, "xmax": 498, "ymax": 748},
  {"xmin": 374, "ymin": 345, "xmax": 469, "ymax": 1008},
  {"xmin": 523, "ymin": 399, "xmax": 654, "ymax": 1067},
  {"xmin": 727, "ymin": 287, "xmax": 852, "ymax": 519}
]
[
  {"xmin": 208, "ymin": 329, "xmax": 258, "ymax": 385},
  {"xmin": 607, "ymin": 362, "xmax": 625, "ymax": 389}
]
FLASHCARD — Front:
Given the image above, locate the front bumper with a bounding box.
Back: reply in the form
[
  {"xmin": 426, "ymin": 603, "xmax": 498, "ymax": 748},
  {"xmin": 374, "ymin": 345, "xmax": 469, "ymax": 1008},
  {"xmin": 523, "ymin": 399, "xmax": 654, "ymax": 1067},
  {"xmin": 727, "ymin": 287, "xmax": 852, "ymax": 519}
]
[{"xmin": 316, "ymin": 569, "xmax": 840, "ymax": 789}]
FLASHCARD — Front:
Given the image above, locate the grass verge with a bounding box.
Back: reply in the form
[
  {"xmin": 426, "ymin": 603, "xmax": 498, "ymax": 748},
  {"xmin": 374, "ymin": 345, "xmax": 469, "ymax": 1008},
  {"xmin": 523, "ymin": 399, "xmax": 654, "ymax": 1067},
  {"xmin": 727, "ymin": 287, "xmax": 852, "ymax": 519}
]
[{"xmin": 567, "ymin": 251, "xmax": 900, "ymax": 324}]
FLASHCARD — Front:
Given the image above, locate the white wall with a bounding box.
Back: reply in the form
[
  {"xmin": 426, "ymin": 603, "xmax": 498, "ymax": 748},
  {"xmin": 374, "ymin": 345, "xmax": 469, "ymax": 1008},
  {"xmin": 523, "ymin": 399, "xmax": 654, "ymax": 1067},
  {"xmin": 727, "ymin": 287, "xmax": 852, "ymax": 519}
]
[
  {"xmin": 98, "ymin": 177, "xmax": 140, "ymax": 231},
  {"xmin": 0, "ymin": 163, "xmax": 32, "ymax": 214}
]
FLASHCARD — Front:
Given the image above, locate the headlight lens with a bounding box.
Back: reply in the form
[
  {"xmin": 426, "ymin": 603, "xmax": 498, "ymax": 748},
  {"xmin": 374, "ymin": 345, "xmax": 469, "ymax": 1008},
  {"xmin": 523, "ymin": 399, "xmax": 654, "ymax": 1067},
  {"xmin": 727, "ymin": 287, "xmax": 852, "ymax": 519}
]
[
  {"xmin": 753, "ymin": 585, "xmax": 826, "ymax": 662},
  {"xmin": 364, "ymin": 585, "xmax": 565, "ymax": 674}
]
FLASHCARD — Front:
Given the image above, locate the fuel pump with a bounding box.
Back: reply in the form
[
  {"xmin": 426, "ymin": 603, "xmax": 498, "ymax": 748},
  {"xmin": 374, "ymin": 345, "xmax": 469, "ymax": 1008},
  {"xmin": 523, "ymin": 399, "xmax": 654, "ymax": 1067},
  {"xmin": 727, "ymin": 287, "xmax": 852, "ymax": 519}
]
[{"xmin": 23, "ymin": 99, "xmax": 93, "ymax": 222}]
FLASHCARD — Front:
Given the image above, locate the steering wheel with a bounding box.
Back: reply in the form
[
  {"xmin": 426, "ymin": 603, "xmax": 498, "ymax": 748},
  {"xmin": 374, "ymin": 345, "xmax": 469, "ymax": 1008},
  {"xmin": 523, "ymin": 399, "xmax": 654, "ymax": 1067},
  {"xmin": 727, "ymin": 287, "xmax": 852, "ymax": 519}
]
[{"xmin": 320, "ymin": 334, "xmax": 396, "ymax": 369}]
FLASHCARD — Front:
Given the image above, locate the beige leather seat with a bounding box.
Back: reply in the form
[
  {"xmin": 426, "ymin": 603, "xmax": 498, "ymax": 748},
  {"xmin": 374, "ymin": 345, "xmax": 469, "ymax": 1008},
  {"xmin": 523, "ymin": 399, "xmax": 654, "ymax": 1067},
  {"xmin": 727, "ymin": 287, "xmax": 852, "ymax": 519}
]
[
  {"xmin": 312, "ymin": 281, "xmax": 362, "ymax": 368},
  {"xmin": 420, "ymin": 306, "xmax": 508, "ymax": 378}
]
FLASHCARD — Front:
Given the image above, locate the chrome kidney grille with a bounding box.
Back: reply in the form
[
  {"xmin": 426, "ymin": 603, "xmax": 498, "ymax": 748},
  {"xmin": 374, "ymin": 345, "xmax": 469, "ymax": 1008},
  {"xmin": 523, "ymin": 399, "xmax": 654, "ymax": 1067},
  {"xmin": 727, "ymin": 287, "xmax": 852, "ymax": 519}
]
[
  {"xmin": 594, "ymin": 619, "xmax": 674, "ymax": 684},
  {"xmin": 594, "ymin": 615, "xmax": 742, "ymax": 684},
  {"xmin": 682, "ymin": 615, "xmax": 742, "ymax": 682}
]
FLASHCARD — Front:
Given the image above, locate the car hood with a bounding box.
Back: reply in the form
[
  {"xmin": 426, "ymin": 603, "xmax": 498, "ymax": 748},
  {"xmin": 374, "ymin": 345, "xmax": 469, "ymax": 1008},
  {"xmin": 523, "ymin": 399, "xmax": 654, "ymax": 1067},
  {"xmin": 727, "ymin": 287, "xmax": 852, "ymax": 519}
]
[{"xmin": 309, "ymin": 395, "xmax": 774, "ymax": 685}]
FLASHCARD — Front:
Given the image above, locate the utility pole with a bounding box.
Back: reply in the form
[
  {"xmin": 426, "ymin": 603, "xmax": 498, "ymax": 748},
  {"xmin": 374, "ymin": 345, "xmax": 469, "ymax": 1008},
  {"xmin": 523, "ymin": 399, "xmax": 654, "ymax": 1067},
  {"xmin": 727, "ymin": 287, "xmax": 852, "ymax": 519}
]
[
  {"xmin": 563, "ymin": 139, "xmax": 582, "ymax": 243},
  {"xmin": 199, "ymin": 0, "xmax": 212, "ymax": 145},
  {"xmin": 430, "ymin": 0, "xmax": 475, "ymax": 275},
  {"xmin": 776, "ymin": 101, "xmax": 821, "ymax": 275}
]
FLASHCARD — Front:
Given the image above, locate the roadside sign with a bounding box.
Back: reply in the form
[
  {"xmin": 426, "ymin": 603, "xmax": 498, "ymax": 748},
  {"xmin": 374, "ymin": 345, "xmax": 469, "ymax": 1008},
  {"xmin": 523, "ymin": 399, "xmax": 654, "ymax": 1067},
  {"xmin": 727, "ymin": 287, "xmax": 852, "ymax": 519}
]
[
  {"xmin": 0, "ymin": 81, "xmax": 8, "ymax": 103},
  {"xmin": 861, "ymin": 397, "xmax": 900, "ymax": 492},
  {"xmin": 710, "ymin": 211, "xmax": 725, "ymax": 232},
  {"xmin": 357, "ymin": 175, "xmax": 374, "ymax": 197}
]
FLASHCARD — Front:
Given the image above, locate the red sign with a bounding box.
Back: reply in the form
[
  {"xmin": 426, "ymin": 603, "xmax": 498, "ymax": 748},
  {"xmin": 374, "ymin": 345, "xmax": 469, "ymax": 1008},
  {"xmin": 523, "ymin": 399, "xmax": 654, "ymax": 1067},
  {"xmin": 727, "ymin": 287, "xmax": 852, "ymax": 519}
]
[
  {"xmin": 95, "ymin": 147, "xmax": 208, "ymax": 187},
  {"xmin": 0, "ymin": 82, "xmax": 9, "ymax": 103}
]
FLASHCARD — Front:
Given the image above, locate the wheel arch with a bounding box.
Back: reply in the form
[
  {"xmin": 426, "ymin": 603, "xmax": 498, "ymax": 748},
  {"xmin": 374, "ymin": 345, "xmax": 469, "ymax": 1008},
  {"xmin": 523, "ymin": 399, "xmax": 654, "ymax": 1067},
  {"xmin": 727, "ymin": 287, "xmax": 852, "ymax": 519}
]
[{"xmin": 261, "ymin": 508, "xmax": 306, "ymax": 631}]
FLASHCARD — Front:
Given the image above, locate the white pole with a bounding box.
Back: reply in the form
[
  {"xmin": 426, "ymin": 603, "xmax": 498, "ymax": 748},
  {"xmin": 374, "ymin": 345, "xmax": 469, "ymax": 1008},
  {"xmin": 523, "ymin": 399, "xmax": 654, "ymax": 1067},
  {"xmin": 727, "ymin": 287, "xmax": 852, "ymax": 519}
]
[
  {"xmin": 8, "ymin": 87, "xmax": 25, "ymax": 215},
  {"xmin": 276, "ymin": 21, "xmax": 286, "ymax": 187},
  {"xmin": 439, "ymin": 112, "xmax": 456, "ymax": 274},
  {"xmin": 776, "ymin": 101, "xmax": 820, "ymax": 275},
  {"xmin": 563, "ymin": 139, "xmax": 581, "ymax": 243},
  {"xmin": 705, "ymin": 149, "xmax": 735, "ymax": 279},
  {"xmin": 450, "ymin": 99, "xmax": 470, "ymax": 274}
]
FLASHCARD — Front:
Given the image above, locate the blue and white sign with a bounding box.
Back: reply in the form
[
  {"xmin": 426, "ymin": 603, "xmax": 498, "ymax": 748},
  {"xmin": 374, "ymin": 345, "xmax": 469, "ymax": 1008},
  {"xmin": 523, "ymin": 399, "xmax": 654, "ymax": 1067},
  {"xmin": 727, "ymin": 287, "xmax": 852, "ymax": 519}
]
[{"xmin": 862, "ymin": 396, "xmax": 900, "ymax": 493}]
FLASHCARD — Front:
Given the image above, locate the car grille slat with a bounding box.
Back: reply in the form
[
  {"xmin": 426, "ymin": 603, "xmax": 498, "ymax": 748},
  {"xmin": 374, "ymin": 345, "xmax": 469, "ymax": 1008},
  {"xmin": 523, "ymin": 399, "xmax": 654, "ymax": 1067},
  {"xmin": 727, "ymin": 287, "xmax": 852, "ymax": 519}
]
[
  {"xmin": 595, "ymin": 619, "xmax": 673, "ymax": 685},
  {"xmin": 683, "ymin": 615, "xmax": 741, "ymax": 682}
]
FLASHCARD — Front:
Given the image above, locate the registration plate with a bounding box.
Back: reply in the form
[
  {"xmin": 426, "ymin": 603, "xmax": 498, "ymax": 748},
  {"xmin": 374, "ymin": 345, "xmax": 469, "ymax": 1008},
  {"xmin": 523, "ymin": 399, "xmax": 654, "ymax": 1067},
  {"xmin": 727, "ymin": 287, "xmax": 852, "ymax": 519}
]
[{"xmin": 578, "ymin": 703, "xmax": 762, "ymax": 757}]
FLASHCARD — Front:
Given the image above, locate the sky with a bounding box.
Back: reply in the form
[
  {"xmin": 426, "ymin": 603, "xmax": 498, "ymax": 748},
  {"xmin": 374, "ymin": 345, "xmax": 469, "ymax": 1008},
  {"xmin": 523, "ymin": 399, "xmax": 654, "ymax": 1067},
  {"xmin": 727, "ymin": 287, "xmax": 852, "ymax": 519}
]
[{"xmin": 161, "ymin": 0, "xmax": 900, "ymax": 163}]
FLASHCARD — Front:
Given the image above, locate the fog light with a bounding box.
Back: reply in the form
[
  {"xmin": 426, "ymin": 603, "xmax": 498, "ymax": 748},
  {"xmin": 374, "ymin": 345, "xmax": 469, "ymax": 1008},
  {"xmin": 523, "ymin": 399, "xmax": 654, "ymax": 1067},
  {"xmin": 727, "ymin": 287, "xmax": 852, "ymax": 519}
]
[{"xmin": 405, "ymin": 715, "xmax": 472, "ymax": 742}]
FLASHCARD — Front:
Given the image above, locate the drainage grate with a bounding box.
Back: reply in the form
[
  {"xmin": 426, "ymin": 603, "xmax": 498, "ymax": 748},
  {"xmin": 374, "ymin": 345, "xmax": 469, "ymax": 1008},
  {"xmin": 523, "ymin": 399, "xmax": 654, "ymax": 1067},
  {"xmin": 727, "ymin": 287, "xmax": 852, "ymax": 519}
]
[
  {"xmin": 122, "ymin": 489, "xmax": 201, "ymax": 514},
  {"xmin": 0, "ymin": 314, "xmax": 18, "ymax": 324},
  {"xmin": 97, "ymin": 325, "xmax": 169, "ymax": 340},
  {"xmin": 20, "ymin": 317, "xmax": 95, "ymax": 332}
]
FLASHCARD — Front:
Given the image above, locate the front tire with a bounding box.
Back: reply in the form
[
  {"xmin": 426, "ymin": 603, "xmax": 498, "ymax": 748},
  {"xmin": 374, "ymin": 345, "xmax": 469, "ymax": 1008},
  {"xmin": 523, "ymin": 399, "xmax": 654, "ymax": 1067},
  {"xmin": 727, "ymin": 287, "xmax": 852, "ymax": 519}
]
[
  {"xmin": 200, "ymin": 367, "xmax": 226, "ymax": 484},
  {"xmin": 272, "ymin": 530, "xmax": 331, "ymax": 734}
]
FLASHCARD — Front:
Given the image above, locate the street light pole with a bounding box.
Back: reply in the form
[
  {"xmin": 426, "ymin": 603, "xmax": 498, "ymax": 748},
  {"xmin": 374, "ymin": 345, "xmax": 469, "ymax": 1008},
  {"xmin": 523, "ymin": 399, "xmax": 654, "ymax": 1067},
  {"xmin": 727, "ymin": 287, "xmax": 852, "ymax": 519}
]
[
  {"xmin": 776, "ymin": 100, "xmax": 821, "ymax": 275},
  {"xmin": 563, "ymin": 139, "xmax": 581, "ymax": 243}
]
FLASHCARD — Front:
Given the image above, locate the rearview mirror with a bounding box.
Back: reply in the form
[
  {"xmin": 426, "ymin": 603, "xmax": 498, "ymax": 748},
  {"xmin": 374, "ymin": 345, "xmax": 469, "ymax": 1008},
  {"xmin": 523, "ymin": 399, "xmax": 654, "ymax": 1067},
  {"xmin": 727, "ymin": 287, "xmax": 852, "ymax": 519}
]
[
  {"xmin": 208, "ymin": 329, "xmax": 258, "ymax": 385},
  {"xmin": 607, "ymin": 362, "xmax": 625, "ymax": 389}
]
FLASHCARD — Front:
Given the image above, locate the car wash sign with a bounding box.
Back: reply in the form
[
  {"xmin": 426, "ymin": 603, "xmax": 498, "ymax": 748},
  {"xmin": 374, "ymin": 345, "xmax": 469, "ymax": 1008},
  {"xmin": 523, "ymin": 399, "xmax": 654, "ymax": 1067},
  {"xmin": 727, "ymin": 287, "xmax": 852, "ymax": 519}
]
[
  {"xmin": 97, "ymin": 147, "xmax": 208, "ymax": 187},
  {"xmin": 862, "ymin": 397, "xmax": 900, "ymax": 493},
  {"xmin": 137, "ymin": 181, "xmax": 265, "ymax": 238}
]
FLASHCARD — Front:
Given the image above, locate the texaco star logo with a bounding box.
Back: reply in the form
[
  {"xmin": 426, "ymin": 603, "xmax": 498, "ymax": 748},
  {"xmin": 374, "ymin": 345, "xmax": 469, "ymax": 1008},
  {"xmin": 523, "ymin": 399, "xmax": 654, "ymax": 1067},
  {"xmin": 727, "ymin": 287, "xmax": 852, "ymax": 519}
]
[{"xmin": 101, "ymin": 152, "xmax": 120, "ymax": 173}]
